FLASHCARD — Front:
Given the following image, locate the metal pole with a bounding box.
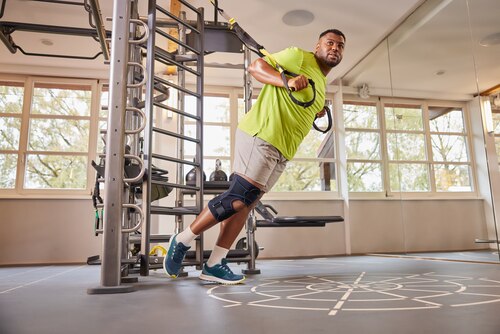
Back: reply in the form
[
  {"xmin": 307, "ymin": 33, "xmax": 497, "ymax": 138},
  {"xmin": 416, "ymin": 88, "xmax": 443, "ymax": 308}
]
[
  {"xmin": 196, "ymin": 7, "xmax": 205, "ymax": 269},
  {"xmin": 88, "ymin": 0, "xmax": 110, "ymax": 60},
  {"xmin": 242, "ymin": 46, "xmax": 260, "ymax": 274},
  {"xmin": 243, "ymin": 46, "xmax": 253, "ymax": 113},
  {"xmin": 120, "ymin": 0, "xmax": 142, "ymax": 283},
  {"xmin": 175, "ymin": 11, "xmax": 187, "ymax": 235},
  {"xmin": 139, "ymin": 0, "xmax": 157, "ymax": 276},
  {"xmin": 243, "ymin": 211, "xmax": 260, "ymax": 274},
  {"xmin": 88, "ymin": 0, "xmax": 134, "ymax": 294}
]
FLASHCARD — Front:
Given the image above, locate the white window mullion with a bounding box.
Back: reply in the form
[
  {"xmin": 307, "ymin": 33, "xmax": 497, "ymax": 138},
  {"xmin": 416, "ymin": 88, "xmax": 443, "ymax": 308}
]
[
  {"xmin": 378, "ymin": 97, "xmax": 391, "ymax": 196},
  {"xmin": 423, "ymin": 102, "xmax": 437, "ymax": 192},
  {"xmin": 16, "ymin": 77, "xmax": 34, "ymax": 194},
  {"xmin": 87, "ymin": 81, "xmax": 100, "ymax": 192}
]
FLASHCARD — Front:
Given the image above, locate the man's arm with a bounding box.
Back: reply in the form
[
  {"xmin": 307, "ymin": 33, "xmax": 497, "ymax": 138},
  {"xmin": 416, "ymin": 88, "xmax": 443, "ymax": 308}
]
[{"xmin": 248, "ymin": 58, "xmax": 309, "ymax": 91}]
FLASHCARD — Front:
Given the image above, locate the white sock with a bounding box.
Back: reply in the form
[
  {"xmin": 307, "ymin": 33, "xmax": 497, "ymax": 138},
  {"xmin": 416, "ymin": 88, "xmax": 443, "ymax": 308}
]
[
  {"xmin": 206, "ymin": 245, "xmax": 229, "ymax": 267},
  {"xmin": 175, "ymin": 226, "xmax": 197, "ymax": 246}
]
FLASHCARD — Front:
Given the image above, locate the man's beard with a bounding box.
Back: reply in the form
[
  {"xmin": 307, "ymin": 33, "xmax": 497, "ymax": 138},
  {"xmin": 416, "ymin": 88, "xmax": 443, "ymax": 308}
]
[{"xmin": 325, "ymin": 57, "xmax": 341, "ymax": 68}]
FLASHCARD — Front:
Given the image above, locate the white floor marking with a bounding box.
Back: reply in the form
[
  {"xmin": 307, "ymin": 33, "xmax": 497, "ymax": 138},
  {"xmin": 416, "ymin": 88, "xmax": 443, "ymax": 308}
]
[
  {"xmin": 0, "ymin": 266, "xmax": 52, "ymax": 280},
  {"xmin": 206, "ymin": 270, "xmax": 500, "ymax": 316},
  {"xmin": 0, "ymin": 266, "xmax": 85, "ymax": 294},
  {"xmin": 328, "ymin": 272, "xmax": 365, "ymax": 316}
]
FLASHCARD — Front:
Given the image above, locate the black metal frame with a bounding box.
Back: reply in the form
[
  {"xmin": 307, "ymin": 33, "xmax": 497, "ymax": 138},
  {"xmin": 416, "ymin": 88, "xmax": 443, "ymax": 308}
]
[
  {"xmin": 0, "ymin": 0, "xmax": 110, "ymax": 60},
  {"xmin": 0, "ymin": 0, "xmax": 6, "ymax": 19}
]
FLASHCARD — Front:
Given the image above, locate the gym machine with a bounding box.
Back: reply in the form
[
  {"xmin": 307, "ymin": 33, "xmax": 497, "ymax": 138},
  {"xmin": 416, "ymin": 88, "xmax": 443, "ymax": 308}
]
[
  {"xmin": 88, "ymin": 0, "xmax": 206, "ymax": 293},
  {"xmin": 88, "ymin": 0, "xmax": 344, "ymax": 293}
]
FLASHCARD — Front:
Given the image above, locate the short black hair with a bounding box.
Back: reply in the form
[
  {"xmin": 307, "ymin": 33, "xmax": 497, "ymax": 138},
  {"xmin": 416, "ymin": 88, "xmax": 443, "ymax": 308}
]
[{"xmin": 319, "ymin": 29, "xmax": 346, "ymax": 42}]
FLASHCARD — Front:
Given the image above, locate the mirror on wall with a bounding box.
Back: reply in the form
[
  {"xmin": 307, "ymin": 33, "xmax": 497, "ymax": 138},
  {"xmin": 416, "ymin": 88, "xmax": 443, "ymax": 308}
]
[
  {"xmin": 342, "ymin": 0, "xmax": 500, "ymax": 261},
  {"xmin": 467, "ymin": 0, "xmax": 500, "ymax": 261}
]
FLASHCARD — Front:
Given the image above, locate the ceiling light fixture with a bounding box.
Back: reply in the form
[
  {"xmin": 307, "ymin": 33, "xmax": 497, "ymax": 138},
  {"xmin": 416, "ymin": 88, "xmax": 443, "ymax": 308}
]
[
  {"xmin": 479, "ymin": 32, "xmax": 500, "ymax": 47},
  {"xmin": 41, "ymin": 38, "xmax": 54, "ymax": 46},
  {"xmin": 282, "ymin": 9, "xmax": 314, "ymax": 27}
]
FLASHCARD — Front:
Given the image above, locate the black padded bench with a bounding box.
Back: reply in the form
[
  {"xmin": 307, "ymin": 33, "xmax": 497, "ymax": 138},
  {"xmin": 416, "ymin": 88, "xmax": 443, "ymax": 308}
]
[{"xmin": 254, "ymin": 202, "xmax": 344, "ymax": 227}]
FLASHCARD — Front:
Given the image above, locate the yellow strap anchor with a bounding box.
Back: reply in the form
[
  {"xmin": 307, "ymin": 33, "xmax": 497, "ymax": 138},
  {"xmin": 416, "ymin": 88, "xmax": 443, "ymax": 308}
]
[{"xmin": 149, "ymin": 245, "xmax": 167, "ymax": 256}]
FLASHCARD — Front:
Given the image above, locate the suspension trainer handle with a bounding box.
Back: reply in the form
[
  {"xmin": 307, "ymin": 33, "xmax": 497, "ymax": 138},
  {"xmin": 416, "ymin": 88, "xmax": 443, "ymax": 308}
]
[
  {"xmin": 313, "ymin": 105, "xmax": 333, "ymax": 134},
  {"xmin": 278, "ymin": 66, "xmax": 316, "ymax": 109}
]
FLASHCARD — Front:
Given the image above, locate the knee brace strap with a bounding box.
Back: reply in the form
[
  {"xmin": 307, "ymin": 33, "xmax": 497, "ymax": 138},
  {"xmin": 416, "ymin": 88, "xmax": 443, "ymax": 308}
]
[{"xmin": 208, "ymin": 174, "xmax": 262, "ymax": 222}]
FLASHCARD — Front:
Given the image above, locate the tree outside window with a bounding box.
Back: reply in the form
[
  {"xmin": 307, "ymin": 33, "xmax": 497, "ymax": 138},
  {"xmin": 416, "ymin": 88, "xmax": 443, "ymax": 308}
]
[
  {"xmin": 429, "ymin": 107, "xmax": 472, "ymax": 192},
  {"xmin": 344, "ymin": 101, "xmax": 382, "ymax": 192},
  {"xmin": 0, "ymin": 78, "xmax": 96, "ymax": 193},
  {"xmin": 24, "ymin": 83, "xmax": 91, "ymax": 189}
]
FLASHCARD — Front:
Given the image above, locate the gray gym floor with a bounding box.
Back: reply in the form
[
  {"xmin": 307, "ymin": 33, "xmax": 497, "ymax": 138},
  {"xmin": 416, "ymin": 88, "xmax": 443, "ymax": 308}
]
[{"xmin": 1, "ymin": 252, "xmax": 499, "ymax": 334}]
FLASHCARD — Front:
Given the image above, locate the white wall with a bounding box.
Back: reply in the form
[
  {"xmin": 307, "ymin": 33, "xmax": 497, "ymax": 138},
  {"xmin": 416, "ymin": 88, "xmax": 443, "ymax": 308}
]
[
  {"xmin": 0, "ymin": 197, "xmax": 489, "ymax": 265},
  {"xmin": 349, "ymin": 199, "xmax": 488, "ymax": 254},
  {"xmin": 0, "ymin": 199, "xmax": 101, "ymax": 265}
]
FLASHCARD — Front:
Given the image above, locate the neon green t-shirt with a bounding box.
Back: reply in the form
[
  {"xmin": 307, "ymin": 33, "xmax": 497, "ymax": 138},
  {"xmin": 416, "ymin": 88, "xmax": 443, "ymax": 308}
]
[{"xmin": 238, "ymin": 47, "xmax": 326, "ymax": 160}]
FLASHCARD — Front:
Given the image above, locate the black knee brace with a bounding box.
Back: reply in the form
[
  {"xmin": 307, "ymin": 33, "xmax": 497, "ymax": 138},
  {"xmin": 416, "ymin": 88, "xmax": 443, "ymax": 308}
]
[{"xmin": 208, "ymin": 174, "xmax": 262, "ymax": 222}]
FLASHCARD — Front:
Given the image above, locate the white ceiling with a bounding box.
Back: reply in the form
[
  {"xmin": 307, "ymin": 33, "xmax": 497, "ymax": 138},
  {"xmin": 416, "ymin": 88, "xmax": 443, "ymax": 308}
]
[
  {"xmin": 0, "ymin": 0, "xmax": 422, "ymax": 80},
  {"xmin": 0, "ymin": 0, "xmax": 499, "ymax": 101},
  {"xmin": 343, "ymin": 0, "xmax": 500, "ymax": 100}
]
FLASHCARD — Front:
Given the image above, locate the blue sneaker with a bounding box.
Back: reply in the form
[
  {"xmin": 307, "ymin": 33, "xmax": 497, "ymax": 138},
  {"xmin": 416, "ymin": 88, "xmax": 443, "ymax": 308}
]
[
  {"xmin": 163, "ymin": 234, "xmax": 190, "ymax": 278},
  {"xmin": 199, "ymin": 259, "xmax": 246, "ymax": 285}
]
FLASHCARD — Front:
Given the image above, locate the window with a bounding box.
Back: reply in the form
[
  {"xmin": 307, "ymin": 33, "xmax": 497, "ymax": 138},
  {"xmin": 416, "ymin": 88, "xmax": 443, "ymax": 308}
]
[
  {"xmin": 344, "ymin": 97, "xmax": 474, "ymax": 196},
  {"xmin": 184, "ymin": 94, "xmax": 231, "ymax": 180},
  {"xmin": 26, "ymin": 82, "xmax": 92, "ymax": 189},
  {"xmin": 384, "ymin": 102, "xmax": 429, "ymax": 192},
  {"xmin": 344, "ymin": 100, "xmax": 383, "ymax": 192},
  {"xmin": 0, "ymin": 76, "xmax": 99, "ymax": 195},
  {"xmin": 274, "ymin": 122, "xmax": 337, "ymax": 192},
  {"xmin": 428, "ymin": 106, "xmax": 472, "ymax": 192},
  {"xmin": 0, "ymin": 81, "xmax": 24, "ymax": 189}
]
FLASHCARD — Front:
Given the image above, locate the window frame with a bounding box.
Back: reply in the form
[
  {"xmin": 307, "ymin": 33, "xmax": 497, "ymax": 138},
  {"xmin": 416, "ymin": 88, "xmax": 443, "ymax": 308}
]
[
  {"xmin": 1, "ymin": 74, "xmax": 480, "ymax": 201},
  {"xmin": 0, "ymin": 74, "xmax": 100, "ymax": 198},
  {"xmin": 343, "ymin": 96, "xmax": 385, "ymax": 197},
  {"xmin": 346, "ymin": 95, "xmax": 478, "ymax": 199},
  {"xmin": 382, "ymin": 98, "xmax": 431, "ymax": 194}
]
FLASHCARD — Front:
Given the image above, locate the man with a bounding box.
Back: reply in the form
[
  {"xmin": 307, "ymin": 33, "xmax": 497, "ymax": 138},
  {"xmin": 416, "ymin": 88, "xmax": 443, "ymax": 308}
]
[{"xmin": 163, "ymin": 29, "xmax": 346, "ymax": 284}]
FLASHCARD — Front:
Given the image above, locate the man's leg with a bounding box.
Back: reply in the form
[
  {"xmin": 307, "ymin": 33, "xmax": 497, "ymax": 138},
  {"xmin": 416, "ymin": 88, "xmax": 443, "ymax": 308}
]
[
  {"xmin": 164, "ymin": 174, "xmax": 262, "ymax": 279},
  {"xmin": 164, "ymin": 130, "xmax": 284, "ymax": 281},
  {"xmin": 208, "ymin": 194, "xmax": 262, "ymax": 257},
  {"xmin": 216, "ymin": 207, "xmax": 252, "ymax": 249}
]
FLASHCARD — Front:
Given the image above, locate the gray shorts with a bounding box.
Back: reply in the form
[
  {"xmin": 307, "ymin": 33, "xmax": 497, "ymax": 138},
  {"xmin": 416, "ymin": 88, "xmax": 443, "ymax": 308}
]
[{"xmin": 233, "ymin": 129, "xmax": 288, "ymax": 192}]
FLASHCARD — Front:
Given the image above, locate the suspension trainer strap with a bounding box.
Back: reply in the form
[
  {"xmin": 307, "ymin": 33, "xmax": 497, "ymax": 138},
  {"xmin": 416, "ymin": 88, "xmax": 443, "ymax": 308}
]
[{"xmin": 211, "ymin": 2, "xmax": 316, "ymax": 106}]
